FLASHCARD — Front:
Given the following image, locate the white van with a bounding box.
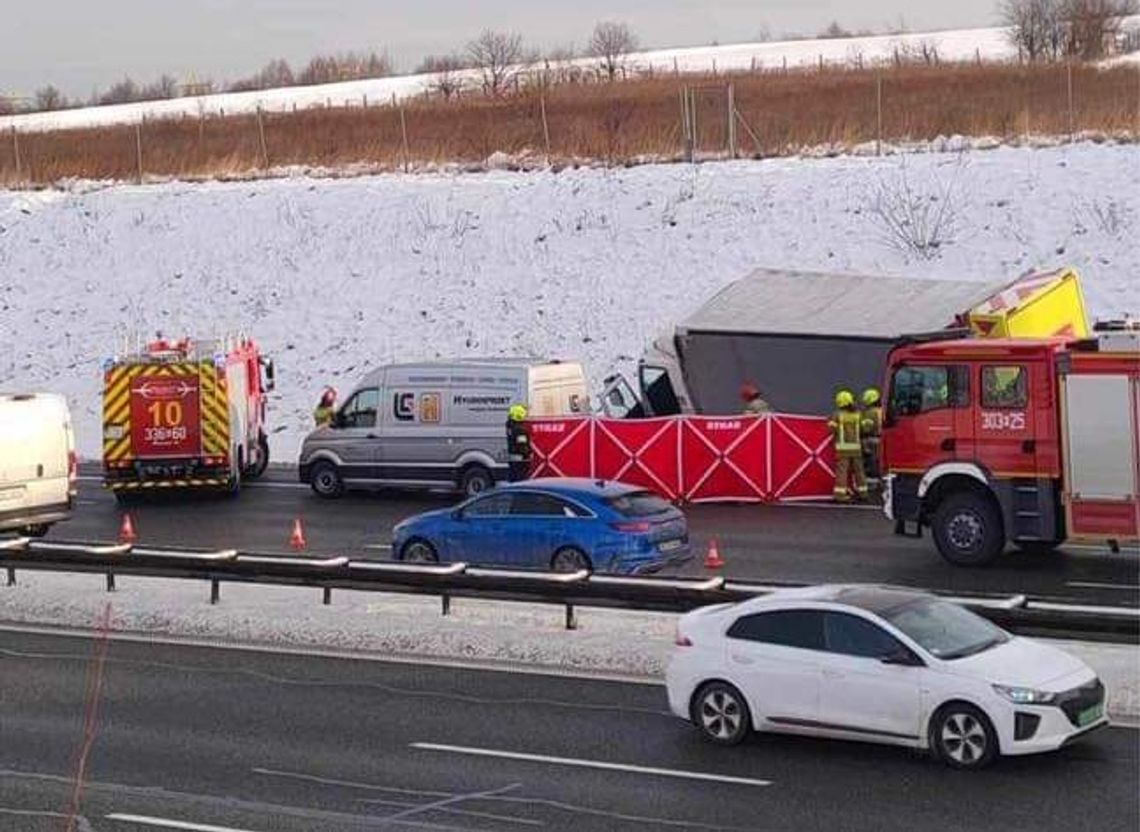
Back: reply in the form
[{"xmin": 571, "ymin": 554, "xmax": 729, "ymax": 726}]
[
  {"xmin": 299, "ymin": 359, "xmax": 588, "ymax": 498},
  {"xmin": 0, "ymin": 393, "xmax": 77, "ymax": 536}
]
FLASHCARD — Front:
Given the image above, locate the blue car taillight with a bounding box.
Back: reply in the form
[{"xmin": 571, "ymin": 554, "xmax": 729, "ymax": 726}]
[{"xmin": 610, "ymin": 521, "xmax": 651, "ymax": 533}]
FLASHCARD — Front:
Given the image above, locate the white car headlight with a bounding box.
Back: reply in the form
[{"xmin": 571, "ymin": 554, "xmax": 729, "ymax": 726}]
[{"xmin": 992, "ymin": 684, "xmax": 1056, "ymax": 705}]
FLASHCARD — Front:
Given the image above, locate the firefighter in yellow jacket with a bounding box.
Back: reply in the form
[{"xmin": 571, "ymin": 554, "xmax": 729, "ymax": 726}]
[
  {"xmin": 861, "ymin": 387, "xmax": 883, "ymax": 481},
  {"xmin": 828, "ymin": 390, "xmax": 869, "ymax": 502}
]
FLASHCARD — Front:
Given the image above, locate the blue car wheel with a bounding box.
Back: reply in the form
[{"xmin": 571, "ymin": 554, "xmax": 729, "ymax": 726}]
[
  {"xmin": 401, "ymin": 539, "xmax": 439, "ymax": 564},
  {"xmin": 551, "ymin": 546, "xmax": 591, "ymax": 573}
]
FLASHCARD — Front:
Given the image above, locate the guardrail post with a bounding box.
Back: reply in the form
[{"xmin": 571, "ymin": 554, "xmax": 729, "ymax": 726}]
[
  {"xmin": 210, "ymin": 578, "xmax": 220, "ymax": 605},
  {"xmin": 441, "ymin": 593, "xmax": 451, "ymax": 616},
  {"xmin": 565, "ymin": 603, "xmax": 578, "ymax": 631},
  {"xmin": 106, "ymin": 571, "xmax": 116, "ymax": 592},
  {"xmin": 6, "ymin": 567, "xmax": 15, "ymax": 586},
  {"xmin": 322, "ymin": 587, "xmax": 332, "ymax": 605}
]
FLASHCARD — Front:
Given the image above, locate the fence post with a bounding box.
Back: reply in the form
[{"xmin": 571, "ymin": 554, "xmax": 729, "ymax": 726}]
[
  {"xmin": 726, "ymin": 84, "xmax": 737, "ymax": 159},
  {"xmin": 256, "ymin": 106, "xmax": 269, "ymax": 168},
  {"xmin": 135, "ymin": 120, "xmax": 143, "ymax": 184},
  {"xmin": 1066, "ymin": 61, "xmax": 1074, "ymax": 143},
  {"xmin": 876, "ymin": 73, "xmax": 883, "ymax": 156},
  {"xmin": 399, "ymin": 106, "xmax": 410, "ymax": 173},
  {"xmin": 540, "ymin": 93, "xmax": 552, "ymax": 164},
  {"xmin": 106, "ymin": 572, "xmax": 116, "ymax": 592},
  {"xmin": 11, "ymin": 127, "xmax": 21, "ymax": 184},
  {"xmin": 6, "ymin": 566, "xmax": 15, "ymax": 586},
  {"xmin": 322, "ymin": 586, "xmax": 332, "ymax": 605}
]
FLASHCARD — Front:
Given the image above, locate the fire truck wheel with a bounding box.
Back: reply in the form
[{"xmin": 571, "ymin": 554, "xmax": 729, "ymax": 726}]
[
  {"xmin": 932, "ymin": 492, "xmax": 1004, "ymax": 566},
  {"xmin": 246, "ymin": 434, "xmax": 270, "ymax": 479},
  {"xmin": 310, "ymin": 461, "xmax": 345, "ymax": 499}
]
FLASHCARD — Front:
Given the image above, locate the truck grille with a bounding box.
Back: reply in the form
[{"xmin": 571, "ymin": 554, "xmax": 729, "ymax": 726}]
[{"xmin": 1056, "ymin": 678, "xmax": 1104, "ymax": 727}]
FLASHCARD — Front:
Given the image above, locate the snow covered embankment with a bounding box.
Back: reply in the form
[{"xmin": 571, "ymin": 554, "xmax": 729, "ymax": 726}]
[{"xmin": 0, "ymin": 143, "xmax": 1137, "ymax": 461}]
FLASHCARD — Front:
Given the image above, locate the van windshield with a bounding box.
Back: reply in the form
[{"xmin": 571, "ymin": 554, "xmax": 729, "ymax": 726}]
[{"xmin": 606, "ymin": 491, "xmax": 673, "ymax": 517}]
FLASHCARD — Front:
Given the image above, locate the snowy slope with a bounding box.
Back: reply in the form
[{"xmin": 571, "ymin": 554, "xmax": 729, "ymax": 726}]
[
  {"xmin": 0, "ymin": 26, "xmax": 1019, "ymax": 133},
  {"xmin": 1, "ymin": 143, "xmax": 1137, "ymax": 461}
]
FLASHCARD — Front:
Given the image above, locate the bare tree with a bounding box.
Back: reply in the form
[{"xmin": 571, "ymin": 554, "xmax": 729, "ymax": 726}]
[
  {"xmin": 1001, "ymin": 0, "xmax": 1055, "ymax": 60},
  {"xmin": 418, "ymin": 54, "xmax": 469, "ymax": 100},
  {"xmin": 1062, "ymin": 0, "xmax": 1139, "ymax": 59},
  {"xmin": 98, "ymin": 77, "xmax": 140, "ymax": 105},
  {"xmin": 297, "ymin": 51, "xmax": 393, "ymax": 86},
  {"xmin": 229, "ymin": 59, "xmax": 295, "ymax": 92},
  {"xmin": 589, "ymin": 21, "xmax": 638, "ymax": 81},
  {"xmin": 140, "ymin": 74, "xmax": 179, "ymax": 101},
  {"xmin": 35, "ymin": 85, "xmax": 67, "ymax": 111},
  {"xmin": 819, "ymin": 21, "xmax": 852, "ymax": 39},
  {"xmin": 467, "ymin": 30, "xmax": 524, "ymax": 96}
]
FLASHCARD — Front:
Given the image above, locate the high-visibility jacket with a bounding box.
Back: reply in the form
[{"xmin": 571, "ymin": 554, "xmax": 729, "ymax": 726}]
[
  {"xmin": 313, "ymin": 405, "xmax": 334, "ymax": 427},
  {"xmin": 507, "ymin": 419, "xmax": 531, "ymax": 460},
  {"xmin": 863, "ymin": 405, "xmax": 883, "ymax": 437},
  {"xmin": 828, "ymin": 408, "xmax": 863, "ymax": 456}
]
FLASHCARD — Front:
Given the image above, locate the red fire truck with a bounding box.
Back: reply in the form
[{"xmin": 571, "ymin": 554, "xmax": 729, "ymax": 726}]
[
  {"xmin": 881, "ymin": 322, "xmax": 1139, "ymax": 565},
  {"xmin": 102, "ymin": 335, "xmax": 275, "ymax": 499}
]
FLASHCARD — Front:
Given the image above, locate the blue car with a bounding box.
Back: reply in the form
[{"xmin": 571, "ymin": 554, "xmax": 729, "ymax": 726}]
[{"xmin": 391, "ymin": 478, "xmax": 691, "ymax": 574}]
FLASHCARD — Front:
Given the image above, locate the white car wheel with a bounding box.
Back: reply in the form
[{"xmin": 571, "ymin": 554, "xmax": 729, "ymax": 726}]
[
  {"xmin": 692, "ymin": 682, "xmax": 751, "ymax": 746},
  {"xmin": 932, "ymin": 705, "xmax": 997, "ymax": 770}
]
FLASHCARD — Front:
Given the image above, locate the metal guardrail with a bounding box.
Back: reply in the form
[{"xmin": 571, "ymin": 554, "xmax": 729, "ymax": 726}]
[{"xmin": 1, "ymin": 538, "xmax": 1137, "ymax": 642}]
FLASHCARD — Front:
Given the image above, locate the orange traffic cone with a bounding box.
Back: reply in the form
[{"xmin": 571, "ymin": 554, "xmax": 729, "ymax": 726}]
[
  {"xmin": 118, "ymin": 513, "xmax": 137, "ymax": 544},
  {"xmin": 289, "ymin": 517, "xmax": 306, "ymax": 551},
  {"xmin": 703, "ymin": 537, "xmax": 725, "ymax": 570}
]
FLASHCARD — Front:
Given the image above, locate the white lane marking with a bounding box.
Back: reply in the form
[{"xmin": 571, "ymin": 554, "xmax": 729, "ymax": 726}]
[
  {"xmin": 1030, "ymin": 601, "xmax": 1140, "ymax": 617},
  {"xmin": 1066, "ymin": 581, "xmax": 1140, "ymax": 591},
  {"xmin": 410, "ymin": 742, "xmax": 772, "ymax": 787},
  {"xmin": 105, "ymin": 814, "xmax": 261, "ymax": 832}
]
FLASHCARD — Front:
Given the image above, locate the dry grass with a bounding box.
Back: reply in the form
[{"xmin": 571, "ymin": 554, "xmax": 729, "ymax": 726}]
[{"xmin": 3, "ymin": 62, "xmax": 1138, "ymax": 184}]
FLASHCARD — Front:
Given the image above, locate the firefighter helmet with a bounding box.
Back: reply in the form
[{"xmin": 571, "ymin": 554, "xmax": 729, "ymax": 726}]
[
  {"xmin": 508, "ymin": 404, "xmax": 528, "ymax": 422},
  {"xmin": 835, "ymin": 390, "xmax": 856, "ymax": 408},
  {"xmin": 862, "ymin": 388, "xmax": 881, "ymax": 406}
]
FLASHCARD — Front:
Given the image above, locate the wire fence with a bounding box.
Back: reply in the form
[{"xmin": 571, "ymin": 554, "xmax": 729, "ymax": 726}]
[{"xmin": 2, "ymin": 62, "xmax": 1138, "ymax": 185}]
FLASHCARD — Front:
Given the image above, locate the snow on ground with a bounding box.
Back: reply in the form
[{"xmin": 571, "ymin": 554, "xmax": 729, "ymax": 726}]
[
  {"xmin": 0, "ymin": 26, "xmax": 1021, "ymax": 133},
  {"xmin": 2, "ymin": 571, "xmax": 1137, "ymax": 722},
  {"xmin": 1, "ymin": 142, "xmax": 1138, "ymax": 461}
]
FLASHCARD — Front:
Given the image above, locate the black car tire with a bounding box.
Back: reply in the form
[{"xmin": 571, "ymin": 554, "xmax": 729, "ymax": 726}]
[
  {"xmin": 930, "ymin": 703, "xmax": 998, "ymax": 770},
  {"xmin": 309, "ymin": 461, "xmax": 344, "ymax": 499},
  {"xmin": 401, "ymin": 539, "xmax": 439, "ymax": 564},
  {"xmin": 932, "ymin": 491, "xmax": 1004, "ymax": 566},
  {"xmin": 551, "ymin": 547, "xmax": 591, "ymax": 573},
  {"xmin": 691, "ymin": 681, "xmax": 752, "ymax": 746}
]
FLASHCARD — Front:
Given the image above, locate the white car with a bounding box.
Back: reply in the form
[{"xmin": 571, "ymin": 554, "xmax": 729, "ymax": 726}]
[{"xmin": 666, "ymin": 585, "xmax": 1109, "ymax": 769}]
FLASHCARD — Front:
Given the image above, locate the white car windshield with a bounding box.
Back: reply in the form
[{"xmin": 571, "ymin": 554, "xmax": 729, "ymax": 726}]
[{"xmin": 884, "ymin": 598, "xmax": 1009, "ymax": 660}]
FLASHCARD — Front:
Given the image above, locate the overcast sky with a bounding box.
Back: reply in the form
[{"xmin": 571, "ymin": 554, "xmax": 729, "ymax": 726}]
[{"xmin": 7, "ymin": 1, "xmax": 1000, "ymax": 99}]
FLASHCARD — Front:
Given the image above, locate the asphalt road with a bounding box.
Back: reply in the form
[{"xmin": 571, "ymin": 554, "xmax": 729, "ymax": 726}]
[
  {"xmin": 0, "ymin": 629, "xmax": 1136, "ymax": 832},
  {"xmin": 54, "ymin": 469, "xmax": 1140, "ymax": 608}
]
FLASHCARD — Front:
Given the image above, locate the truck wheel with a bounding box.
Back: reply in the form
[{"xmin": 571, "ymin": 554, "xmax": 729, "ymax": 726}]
[
  {"xmin": 310, "ymin": 461, "xmax": 345, "ymax": 499},
  {"xmin": 932, "ymin": 492, "xmax": 1005, "ymax": 566},
  {"xmin": 246, "ymin": 433, "xmax": 270, "ymax": 479}
]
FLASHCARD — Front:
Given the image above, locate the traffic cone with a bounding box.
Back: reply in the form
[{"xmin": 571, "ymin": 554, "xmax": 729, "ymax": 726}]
[
  {"xmin": 288, "ymin": 517, "xmax": 306, "ymax": 551},
  {"xmin": 703, "ymin": 537, "xmax": 725, "ymax": 570},
  {"xmin": 118, "ymin": 513, "xmax": 137, "ymax": 544}
]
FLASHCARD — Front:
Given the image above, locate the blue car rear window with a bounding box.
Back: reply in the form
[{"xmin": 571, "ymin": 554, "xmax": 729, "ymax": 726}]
[{"xmin": 605, "ymin": 491, "xmax": 672, "ymax": 517}]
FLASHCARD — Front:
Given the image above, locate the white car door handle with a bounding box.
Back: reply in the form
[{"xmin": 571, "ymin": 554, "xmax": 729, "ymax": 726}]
[{"xmin": 730, "ymin": 653, "xmax": 755, "ymax": 666}]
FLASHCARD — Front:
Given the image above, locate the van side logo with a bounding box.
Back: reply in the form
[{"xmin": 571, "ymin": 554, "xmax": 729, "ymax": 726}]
[
  {"xmin": 394, "ymin": 392, "xmax": 416, "ymax": 421},
  {"xmin": 420, "ymin": 393, "xmax": 441, "ymax": 424}
]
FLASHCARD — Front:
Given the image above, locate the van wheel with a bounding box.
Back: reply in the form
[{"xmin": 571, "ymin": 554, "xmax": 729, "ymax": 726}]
[
  {"xmin": 459, "ymin": 465, "xmax": 494, "ymax": 497},
  {"xmin": 310, "ymin": 461, "xmax": 345, "ymax": 499},
  {"xmin": 932, "ymin": 492, "xmax": 1004, "ymax": 567},
  {"xmin": 20, "ymin": 524, "xmax": 50, "ymax": 538}
]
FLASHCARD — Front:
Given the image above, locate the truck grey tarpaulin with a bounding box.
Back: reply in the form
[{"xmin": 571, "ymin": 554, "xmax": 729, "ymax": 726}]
[{"xmin": 636, "ymin": 269, "xmax": 1008, "ymax": 417}]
